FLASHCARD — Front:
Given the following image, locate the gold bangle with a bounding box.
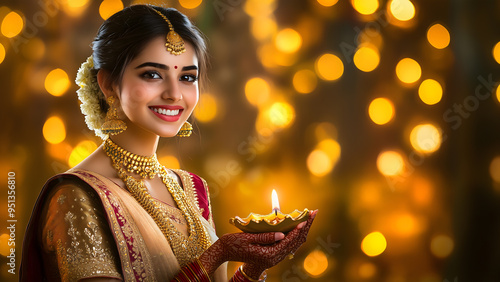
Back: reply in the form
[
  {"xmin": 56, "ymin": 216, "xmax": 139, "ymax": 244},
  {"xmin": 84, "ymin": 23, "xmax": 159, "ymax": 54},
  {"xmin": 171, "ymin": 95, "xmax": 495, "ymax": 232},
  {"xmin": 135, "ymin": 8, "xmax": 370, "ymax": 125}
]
[
  {"xmin": 196, "ymin": 259, "xmax": 212, "ymax": 282},
  {"xmin": 239, "ymin": 266, "xmax": 267, "ymax": 282}
]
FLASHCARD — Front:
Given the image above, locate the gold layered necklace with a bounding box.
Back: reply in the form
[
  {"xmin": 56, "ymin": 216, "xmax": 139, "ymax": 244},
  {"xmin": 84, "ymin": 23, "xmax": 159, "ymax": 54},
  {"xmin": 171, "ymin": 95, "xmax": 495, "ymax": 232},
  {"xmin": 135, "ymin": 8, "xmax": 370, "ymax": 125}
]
[{"xmin": 103, "ymin": 138, "xmax": 211, "ymax": 265}]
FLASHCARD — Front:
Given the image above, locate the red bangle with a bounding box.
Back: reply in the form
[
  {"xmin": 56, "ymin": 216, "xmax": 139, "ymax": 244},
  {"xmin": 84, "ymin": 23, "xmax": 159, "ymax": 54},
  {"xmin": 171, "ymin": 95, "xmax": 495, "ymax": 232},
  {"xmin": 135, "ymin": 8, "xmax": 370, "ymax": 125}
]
[{"xmin": 171, "ymin": 259, "xmax": 211, "ymax": 282}]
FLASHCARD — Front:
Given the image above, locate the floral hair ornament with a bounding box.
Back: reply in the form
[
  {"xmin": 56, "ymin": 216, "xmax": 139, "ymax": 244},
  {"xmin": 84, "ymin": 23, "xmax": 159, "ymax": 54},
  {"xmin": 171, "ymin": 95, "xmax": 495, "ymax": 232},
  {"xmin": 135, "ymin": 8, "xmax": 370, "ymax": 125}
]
[{"xmin": 150, "ymin": 7, "xmax": 186, "ymax": 55}]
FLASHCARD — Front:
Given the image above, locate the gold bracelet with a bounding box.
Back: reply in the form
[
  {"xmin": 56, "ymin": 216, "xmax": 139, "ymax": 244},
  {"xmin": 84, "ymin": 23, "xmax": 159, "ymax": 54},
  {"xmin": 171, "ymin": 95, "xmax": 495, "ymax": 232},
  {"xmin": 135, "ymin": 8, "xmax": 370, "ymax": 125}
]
[
  {"xmin": 196, "ymin": 259, "xmax": 212, "ymax": 282},
  {"xmin": 239, "ymin": 266, "xmax": 267, "ymax": 282}
]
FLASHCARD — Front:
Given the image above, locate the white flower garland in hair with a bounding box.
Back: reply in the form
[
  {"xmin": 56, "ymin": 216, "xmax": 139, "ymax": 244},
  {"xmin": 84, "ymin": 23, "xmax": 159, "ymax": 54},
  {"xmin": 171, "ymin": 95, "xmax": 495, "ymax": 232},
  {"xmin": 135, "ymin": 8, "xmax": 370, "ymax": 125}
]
[{"xmin": 75, "ymin": 56, "xmax": 108, "ymax": 139}]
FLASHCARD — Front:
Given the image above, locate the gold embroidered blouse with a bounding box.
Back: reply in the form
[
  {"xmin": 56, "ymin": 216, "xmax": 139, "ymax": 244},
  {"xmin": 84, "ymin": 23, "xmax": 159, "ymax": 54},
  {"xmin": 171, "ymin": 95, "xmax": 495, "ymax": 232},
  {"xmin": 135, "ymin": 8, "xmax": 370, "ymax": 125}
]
[{"xmin": 39, "ymin": 180, "xmax": 123, "ymax": 281}]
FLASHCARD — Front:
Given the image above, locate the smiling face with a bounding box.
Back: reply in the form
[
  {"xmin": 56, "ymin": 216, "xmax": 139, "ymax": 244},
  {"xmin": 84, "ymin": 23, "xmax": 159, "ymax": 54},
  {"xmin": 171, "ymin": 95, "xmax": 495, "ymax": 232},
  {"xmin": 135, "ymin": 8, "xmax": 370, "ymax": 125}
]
[{"xmin": 113, "ymin": 36, "xmax": 199, "ymax": 138}]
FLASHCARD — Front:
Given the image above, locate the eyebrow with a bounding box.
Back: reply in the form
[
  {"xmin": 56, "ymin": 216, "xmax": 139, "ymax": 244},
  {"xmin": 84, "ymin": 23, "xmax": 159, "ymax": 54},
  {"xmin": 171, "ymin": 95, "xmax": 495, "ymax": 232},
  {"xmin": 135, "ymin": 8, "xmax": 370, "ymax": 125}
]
[{"xmin": 135, "ymin": 62, "xmax": 198, "ymax": 71}]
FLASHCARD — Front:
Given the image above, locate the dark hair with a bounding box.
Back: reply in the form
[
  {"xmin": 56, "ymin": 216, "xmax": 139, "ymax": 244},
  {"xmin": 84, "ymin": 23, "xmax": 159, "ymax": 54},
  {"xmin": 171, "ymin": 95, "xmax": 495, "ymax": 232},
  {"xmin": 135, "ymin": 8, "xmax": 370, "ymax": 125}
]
[{"xmin": 91, "ymin": 5, "xmax": 208, "ymax": 110}]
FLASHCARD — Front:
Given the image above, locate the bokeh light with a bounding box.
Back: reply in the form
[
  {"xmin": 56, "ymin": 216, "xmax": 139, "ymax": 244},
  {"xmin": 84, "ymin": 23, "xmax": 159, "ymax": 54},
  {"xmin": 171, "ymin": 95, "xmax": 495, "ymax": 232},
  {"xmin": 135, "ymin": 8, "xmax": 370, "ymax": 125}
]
[
  {"xmin": 268, "ymin": 101, "xmax": 295, "ymax": 128},
  {"xmin": 351, "ymin": 0, "xmax": 379, "ymax": 15},
  {"xmin": 22, "ymin": 37, "xmax": 46, "ymax": 61},
  {"xmin": 159, "ymin": 155, "xmax": 181, "ymax": 169},
  {"xmin": 389, "ymin": 0, "xmax": 415, "ymax": 22},
  {"xmin": 496, "ymin": 84, "xmax": 500, "ymax": 103},
  {"xmin": 359, "ymin": 262, "xmax": 377, "ymax": 279},
  {"xmin": 489, "ymin": 156, "xmax": 500, "ymax": 183},
  {"xmin": 427, "ymin": 24, "xmax": 451, "ymax": 49},
  {"xmin": 361, "ymin": 231, "xmax": 387, "ymax": 257},
  {"xmin": 392, "ymin": 213, "xmax": 420, "ymax": 237},
  {"xmin": 251, "ymin": 17, "xmax": 277, "ymax": 41},
  {"xmin": 179, "ymin": 0, "xmax": 203, "ymax": 9},
  {"xmin": 45, "ymin": 68, "xmax": 70, "ymax": 97},
  {"xmin": 368, "ymin": 98, "xmax": 395, "ymax": 125},
  {"xmin": 0, "ymin": 43, "xmax": 5, "ymax": 64},
  {"xmin": 315, "ymin": 53, "xmax": 344, "ymax": 81},
  {"xmin": 43, "ymin": 116, "xmax": 66, "ymax": 145},
  {"xmin": 1, "ymin": 11, "xmax": 23, "ymax": 38},
  {"xmin": 317, "ymin": 0, "xmax": 338, "ymax": 7},
  {"xmin": 493, "ymin": 42, "xmax": 500, "ymax": 64},
  {"xmin": 430, "ymin": 235, "xmax": 454, "ymax": 258},
  {"xmin": 307, "ymin": 149, "xmax": 333, "ymax": 177},
  {"xmin": 245, "ymin": 77, "xmax": 270, "ymax": 106},
  {"xmin": 275, "ymin": 28, "xmax": 302, "ymax": 53},
  {"xmin": 396, "ymin": 58, "xmax": 421, "ymax": 84},
  {"xmin": 68, "ymin": 140, "xmax": 98, "ymax": 167},
  {"xmin": 303, "ymin": 249, "xmax": 329, "ymax": 277},
  {"xmin": 377, "ymin": 150, "xmax": 405, "ymax": 176},
  {"xmin": 410, "ymin": 124, "xmax": 442, "ymax": 154},
  {"xmin": 418, "ymin": 79, "xmax": 443, "ymax": 105},
  {"xmin": 354, "ymin": 45, "xmax": 380, "ymax": 72},
  {"xmin": 293, "ymin": 69, "xmax": 318, "ymax": 94},
  {"xmin": 194, "ymin": 93, "xmax": 219, "ymax": 122},
  {"xmin": 0, "ymin": 234, "xmax": 10, "ymax": 256},
  {"xmin": 244, "ymin": 0, "xmax": 276, "ymax": 17},
  {"xmin": 99, "ymin": 0, "xmax": 124, "ymax": 20}
]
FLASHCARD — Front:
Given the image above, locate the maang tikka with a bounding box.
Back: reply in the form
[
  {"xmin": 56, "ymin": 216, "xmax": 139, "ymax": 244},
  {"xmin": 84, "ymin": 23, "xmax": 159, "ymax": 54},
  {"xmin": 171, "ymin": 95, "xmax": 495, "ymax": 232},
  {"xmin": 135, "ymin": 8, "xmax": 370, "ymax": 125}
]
[
  {"xmin": 150, "ymin": 7, "xmax": 186, "ymax": 56},
  {"xmin": 101, "ymin": 96, "xmax": 127, "ymax": 135}
]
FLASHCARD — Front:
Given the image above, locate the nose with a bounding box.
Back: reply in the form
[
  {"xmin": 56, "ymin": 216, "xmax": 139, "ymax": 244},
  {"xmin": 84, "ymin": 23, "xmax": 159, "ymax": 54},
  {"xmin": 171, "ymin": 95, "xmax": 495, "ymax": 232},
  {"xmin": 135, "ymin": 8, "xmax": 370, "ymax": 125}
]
[{"xmin": 161, "ymin": 77, "xmax": 182, "ymax": 102}]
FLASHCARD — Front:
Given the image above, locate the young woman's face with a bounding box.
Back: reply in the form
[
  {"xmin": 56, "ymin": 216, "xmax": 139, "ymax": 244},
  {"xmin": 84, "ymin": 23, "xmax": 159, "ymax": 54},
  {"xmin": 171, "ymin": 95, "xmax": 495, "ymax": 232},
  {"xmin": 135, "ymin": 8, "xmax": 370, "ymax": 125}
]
[{"xmin": 116, "ymin": 36, "xmax": 199, "ymax": 138}]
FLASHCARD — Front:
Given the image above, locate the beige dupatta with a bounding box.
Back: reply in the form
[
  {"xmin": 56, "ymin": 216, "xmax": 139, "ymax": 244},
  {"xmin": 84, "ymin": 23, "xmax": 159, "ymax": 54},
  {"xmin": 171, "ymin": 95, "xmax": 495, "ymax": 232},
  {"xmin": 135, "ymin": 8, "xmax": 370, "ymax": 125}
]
[{"xmin": 67, "ymin": 168, "xmax": 228, "ymax": 281}]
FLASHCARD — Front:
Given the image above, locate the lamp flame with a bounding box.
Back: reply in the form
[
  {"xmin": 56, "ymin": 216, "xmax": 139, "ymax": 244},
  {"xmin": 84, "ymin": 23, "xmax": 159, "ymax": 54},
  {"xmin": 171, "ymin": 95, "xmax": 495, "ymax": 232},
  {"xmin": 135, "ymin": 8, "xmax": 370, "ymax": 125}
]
[{"xmin": 272, "ymin": 189, "xmax": 280, "ymax": 214}]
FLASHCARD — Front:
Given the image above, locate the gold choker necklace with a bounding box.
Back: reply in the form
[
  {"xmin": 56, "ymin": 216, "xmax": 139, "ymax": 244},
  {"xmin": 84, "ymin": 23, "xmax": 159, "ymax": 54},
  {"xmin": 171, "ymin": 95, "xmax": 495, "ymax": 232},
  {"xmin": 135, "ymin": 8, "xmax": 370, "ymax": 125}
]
[{"xmin": 103, "ymin": 138, "xmax": 211, "ymax": 264}]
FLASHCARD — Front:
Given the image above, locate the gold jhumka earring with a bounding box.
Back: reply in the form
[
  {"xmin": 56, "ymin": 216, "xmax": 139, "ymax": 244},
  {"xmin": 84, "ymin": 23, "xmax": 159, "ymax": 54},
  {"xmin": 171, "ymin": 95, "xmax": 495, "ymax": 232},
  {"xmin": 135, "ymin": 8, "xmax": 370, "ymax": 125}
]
[
  {"xmin": 101, "ymin": 96, "xmax": 127, "ymax": 135},
  {"xmin": 150, "ymin": 7, "xmax": 186, "ymax": 56},
  {"xmin": 176, "ymin": 121, "xmax": 193, "ymax": 137}
]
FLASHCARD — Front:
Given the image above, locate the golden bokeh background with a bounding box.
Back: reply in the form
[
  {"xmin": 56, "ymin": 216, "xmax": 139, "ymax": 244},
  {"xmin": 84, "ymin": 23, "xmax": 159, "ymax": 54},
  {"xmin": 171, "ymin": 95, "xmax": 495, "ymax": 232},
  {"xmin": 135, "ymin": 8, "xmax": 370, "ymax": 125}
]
[{"xmin": 1, "ymin": 0, "xmax": 500, "ymax": 281}]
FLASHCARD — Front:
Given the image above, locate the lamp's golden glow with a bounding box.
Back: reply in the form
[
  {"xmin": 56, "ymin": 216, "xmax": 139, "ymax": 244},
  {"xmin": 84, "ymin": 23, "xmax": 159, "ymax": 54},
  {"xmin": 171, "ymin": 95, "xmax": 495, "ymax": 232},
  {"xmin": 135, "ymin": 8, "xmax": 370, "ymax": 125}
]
[
  {"xmin": 496, "ymin": 84, "xmax": 500, "ymax": 103},
  {"xmin": 430, "ymin": 235, "xmax": 454, "ymax": 258},
  {"xmin": 427, "ymin": 24, "xmax": 450, "ymax": 49},
  {"xmin": 43, "ymin": 116, "xmax": 66, "ymax": 145},
  {"xmin": 275, "ymin": 28, "xmax": 302, "ymax": 54},
  {"xmin": 389, "ymin": 0, "xmax": 415, "ymax": 22},
  {"xmin": 351, "ymin": 0, "xmax": 379, "ymax": 15},
  {"xmin": 194, "ymin": 93, "xmax": 218, "ymax": 122},
  {"xmin": 354, "ymin": 45, "xmax": 380, "ymax": 72},
  {"xmin": 410, "ymin": 124, "xmax": 441, "ymax": 154},
  {"xmin": 494, "ymin": 42, "xmax": 500, "ymax": 65},
  {"xmin": 368, "ymin": 98, "xmax": 394, "ymax": 125},
  {"xmin": 396, "ymin": 58, "xmax": 421, "ymax": 84},
  {"xmin": 377, "ymin": 151, "xmax": 404, "ymax": 176},
  {"xmin": 0, "ymin": 234, "xmax": 11, "ymax": 257},
  {"xmin": 361, "ymin": 231, "xmax": 387, "ymax": 257},
  {"xmin": 1, "ymin": 11, "xmax": 23, "ymax": 38},
  {"xmin": 245, "ymin": 77, "xmax": 270, "ymax": 106},
  {"xmin": 303, "ymin": 249, "xmax": 329, "ymax": 277},
  {"xmin": 418, "ymin": 79, "xmax": 443, "ymax": 105},
  {"xmin": 99, "ymin": 0, "xmax": 123, "ymax": 20},
  {"xmin": 293, "ymin": 69, "xmax": 318, "ymax": 94},
  {"xmin": 244, "ymin": 0, "xmax": 276, "ymax": 17},
  {"xmin": 315, "ymin": 53, "xmax": 344, "ymax": 81},
  {"xmin": 45, "ymin": 68, "xmax": 70, "ymax": 97},
  {"xmin": 179, "ymin": 0, "xmax": 203, "ymax": 9}
]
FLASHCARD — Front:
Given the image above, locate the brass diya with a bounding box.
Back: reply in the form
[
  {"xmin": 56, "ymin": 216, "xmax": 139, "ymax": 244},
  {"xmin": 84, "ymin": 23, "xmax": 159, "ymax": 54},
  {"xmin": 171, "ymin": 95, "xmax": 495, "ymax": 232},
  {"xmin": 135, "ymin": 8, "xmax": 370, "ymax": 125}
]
[{"xmin": 229, "ymin": 189, "xmax": 310, "ymax": 233}]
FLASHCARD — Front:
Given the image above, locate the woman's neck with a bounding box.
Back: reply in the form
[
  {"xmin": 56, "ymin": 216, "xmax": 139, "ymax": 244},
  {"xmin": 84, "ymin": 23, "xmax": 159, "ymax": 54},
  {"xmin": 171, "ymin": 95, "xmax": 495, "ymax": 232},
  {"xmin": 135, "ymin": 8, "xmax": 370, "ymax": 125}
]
[{"xmin": 108, "ymin": 129, "xmax": 160, "ymax": 157}]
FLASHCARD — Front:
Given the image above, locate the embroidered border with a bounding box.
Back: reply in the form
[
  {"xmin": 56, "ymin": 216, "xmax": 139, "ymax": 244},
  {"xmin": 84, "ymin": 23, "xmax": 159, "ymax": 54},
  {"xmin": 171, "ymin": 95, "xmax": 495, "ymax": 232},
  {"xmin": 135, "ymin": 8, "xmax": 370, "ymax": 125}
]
[{"xmin": 70, "ymin": 170, "xmax": 155, "ymax": 281}]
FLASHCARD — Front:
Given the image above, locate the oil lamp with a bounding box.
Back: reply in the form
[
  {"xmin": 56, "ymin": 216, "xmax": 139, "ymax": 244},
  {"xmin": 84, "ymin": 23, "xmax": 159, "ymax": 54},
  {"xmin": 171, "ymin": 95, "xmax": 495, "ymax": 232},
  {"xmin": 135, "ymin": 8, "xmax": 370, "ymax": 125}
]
[{"xmin": 230, "ymin": 189, "xmax": 309, "ymax": 233}]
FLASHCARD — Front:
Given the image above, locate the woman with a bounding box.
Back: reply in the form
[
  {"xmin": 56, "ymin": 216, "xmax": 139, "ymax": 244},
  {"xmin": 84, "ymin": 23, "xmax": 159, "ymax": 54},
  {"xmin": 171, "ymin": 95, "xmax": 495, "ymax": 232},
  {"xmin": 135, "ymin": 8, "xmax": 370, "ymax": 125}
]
[{"xmin": 21, "ymin": 4, "xmax": 316, "ymax": 281}]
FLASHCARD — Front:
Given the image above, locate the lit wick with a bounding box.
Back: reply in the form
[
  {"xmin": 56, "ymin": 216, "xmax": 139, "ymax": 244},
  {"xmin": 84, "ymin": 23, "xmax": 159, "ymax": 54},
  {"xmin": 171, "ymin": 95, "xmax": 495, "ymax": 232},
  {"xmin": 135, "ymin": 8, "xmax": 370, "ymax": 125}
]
[{"xmin": 272, "ymin": 189, "xmax": 280, "ymax": 216}]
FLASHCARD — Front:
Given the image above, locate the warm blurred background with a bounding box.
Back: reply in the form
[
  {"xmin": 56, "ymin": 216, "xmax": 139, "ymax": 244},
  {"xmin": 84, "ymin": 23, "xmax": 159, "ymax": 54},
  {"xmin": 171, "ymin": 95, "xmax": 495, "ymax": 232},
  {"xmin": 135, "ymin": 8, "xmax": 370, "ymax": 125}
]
[{"xmin": 1, "ymin": 0, "xmax": 500, "ymax": 281}]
